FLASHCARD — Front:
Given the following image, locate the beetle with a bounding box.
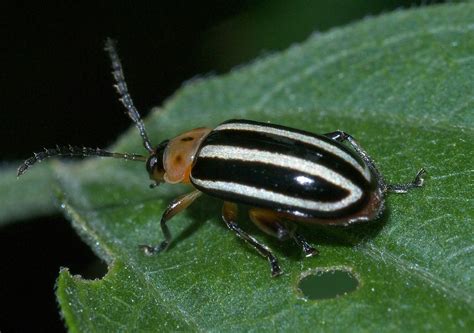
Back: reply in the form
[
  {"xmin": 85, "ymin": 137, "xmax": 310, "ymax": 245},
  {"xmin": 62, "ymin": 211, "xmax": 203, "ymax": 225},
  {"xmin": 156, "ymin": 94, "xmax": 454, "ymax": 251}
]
[{"xmin": 18, "ymin": 39, "xmax": 426, "ymax": 276}]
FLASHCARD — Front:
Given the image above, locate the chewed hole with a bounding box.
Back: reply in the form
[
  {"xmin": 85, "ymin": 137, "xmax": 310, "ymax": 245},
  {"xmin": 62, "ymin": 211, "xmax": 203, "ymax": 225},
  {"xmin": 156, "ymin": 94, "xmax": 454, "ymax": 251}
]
[{"xmin": 297, "ymin": 267, "xmax": 359, "ymax": 300}]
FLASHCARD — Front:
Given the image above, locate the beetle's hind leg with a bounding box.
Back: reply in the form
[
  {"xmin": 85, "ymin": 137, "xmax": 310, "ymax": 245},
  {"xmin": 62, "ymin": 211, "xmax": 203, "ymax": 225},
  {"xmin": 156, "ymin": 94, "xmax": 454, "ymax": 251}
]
[
  {"xmin": 386, "ymin": 168, "xmax": 426, "ymax": 193},
  {"xmin": 249, "ymin": 208, "xmax": 318, "ymax": 258},
  {"xmin": 222, "ymin": 202, "xmax": 282, "ymax": 277},
  {"xmin": 140, "ymin": 190, "xmax": 202, "ymax": 255},
  {"xmin": 324, "ymin": 131, "xmax": 426, "ymax": 193}
]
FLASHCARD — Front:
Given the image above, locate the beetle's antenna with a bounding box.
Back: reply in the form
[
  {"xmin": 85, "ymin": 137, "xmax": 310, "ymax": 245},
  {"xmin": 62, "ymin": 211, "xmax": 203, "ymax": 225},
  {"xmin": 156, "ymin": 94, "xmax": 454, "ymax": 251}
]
[
  {"xmin": 17, "ymin": 145, "xmax": 147, "ymax": 177},
  {"xmin": 105, "ymin": 38, "xmax": 155, "ymax": 154}
]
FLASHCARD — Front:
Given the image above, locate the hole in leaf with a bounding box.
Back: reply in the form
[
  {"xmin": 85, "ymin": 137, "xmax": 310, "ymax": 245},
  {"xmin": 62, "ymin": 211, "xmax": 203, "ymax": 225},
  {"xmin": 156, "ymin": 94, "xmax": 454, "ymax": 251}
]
[{"xmin": 297, "ymin": 267, "xmax": 359, "ymax": 300}]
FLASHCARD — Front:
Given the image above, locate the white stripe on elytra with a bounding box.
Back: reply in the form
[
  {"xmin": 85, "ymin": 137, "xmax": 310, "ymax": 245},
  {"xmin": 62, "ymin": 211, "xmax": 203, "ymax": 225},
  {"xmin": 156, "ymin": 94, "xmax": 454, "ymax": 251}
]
[
  {"xmin": 193, "ymin": 145, "xmax": 363, "ymax": 211},
  {"xmin": 215, "ymin": 122, "xmax": 371, "ymax": 182}
]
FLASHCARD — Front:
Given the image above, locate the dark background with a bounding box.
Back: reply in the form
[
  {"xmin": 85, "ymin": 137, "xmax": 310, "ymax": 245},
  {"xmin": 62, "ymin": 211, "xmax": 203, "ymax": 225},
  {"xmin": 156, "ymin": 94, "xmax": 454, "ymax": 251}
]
[{"xmin": 1, "ymin": 1, "xmax": 444, "ymax": 331}]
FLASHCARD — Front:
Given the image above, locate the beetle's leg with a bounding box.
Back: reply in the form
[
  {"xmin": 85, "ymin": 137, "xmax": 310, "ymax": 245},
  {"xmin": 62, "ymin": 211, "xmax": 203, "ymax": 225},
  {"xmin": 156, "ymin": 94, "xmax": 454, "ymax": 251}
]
[
  {"xmin": 140, "ymin": 190, "xmax": 202, "ymax": 255},
  {"xmin": 222, "ymin": 202, "xmax": 282, "ymax": 277},
  {"xmin": 324, "ymin": 131, "xmax": 386, "ymax": 189},
  {"xmin": 386, "ymin": 168, "xmax": 426, "ymax": 193},
  {"xmin": 292, "ymin": 232, "xmax": 319, "ymax": 257},
  {"xmin": 249, "ymin": 208, "xmax": 292, "ymax": 241},
  {"xmin": 324, "ymin": 131, "xmax": 425, "ymax": 193},
  {"xmin": 249, "ymin": 208, "xmax": 318, "ymax": 257}
]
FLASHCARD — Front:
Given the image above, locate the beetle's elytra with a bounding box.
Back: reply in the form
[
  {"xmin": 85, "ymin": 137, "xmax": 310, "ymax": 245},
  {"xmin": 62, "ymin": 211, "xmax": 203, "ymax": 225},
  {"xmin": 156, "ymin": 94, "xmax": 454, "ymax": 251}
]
[{"xmin": 18, "ymin": 39, "xmax": 426, "ymax": 277}]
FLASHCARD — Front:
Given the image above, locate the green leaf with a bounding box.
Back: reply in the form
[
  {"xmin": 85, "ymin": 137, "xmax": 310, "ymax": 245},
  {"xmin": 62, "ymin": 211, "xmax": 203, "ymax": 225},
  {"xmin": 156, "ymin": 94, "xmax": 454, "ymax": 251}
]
[
  {"xmin": 40, "ymin": 3, "xmax": 474, "ymax": 331},
  {"xmin": 0, "ymin": 163, "xmax": 58, "ymax": 226}
]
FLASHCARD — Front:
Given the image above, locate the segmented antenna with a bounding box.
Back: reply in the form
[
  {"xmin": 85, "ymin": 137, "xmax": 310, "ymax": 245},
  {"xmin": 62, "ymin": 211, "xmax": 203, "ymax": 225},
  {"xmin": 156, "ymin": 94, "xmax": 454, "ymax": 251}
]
[
  {"xmin": 17, "ymin": 145, "xmax": 147, "ymax": 177},
  {"xmin": 105, "ymin": 38, "xmax": 155, "ymax": 153}
]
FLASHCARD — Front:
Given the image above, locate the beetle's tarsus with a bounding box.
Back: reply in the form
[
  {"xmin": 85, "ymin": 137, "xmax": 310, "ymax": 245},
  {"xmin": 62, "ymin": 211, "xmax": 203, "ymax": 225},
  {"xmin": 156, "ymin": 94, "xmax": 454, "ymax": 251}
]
[
  {"xmin": 413, "ymin": 168, "xmax": 427, "ymax": 187},
  {"xmin": 303, "ymin": 246, "xmax": 319, "ymax": 258},
  {"xmin": 271, "ymin": 260, "xmax": 283, "ymax": 277},
  {"xmin": 387, "ymin": 168, "xmax": 427, "ymax": 193},
  {"xmin": 139, "ymin": 242, "xmax": 168, "ymax": 256},
  {"xmin": 139, "ymin": 244, "xmax": 158, "ymax": 256},
  {"xmin": 292, "ymin": 232, "xmax": 319, "ymax": 258}
]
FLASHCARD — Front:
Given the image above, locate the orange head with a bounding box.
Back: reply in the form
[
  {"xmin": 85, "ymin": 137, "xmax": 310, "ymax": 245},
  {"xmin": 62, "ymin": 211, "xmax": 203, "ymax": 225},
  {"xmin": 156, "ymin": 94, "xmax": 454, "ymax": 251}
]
[{"xmin": 146, "ymin": 127, "xmax": 211, "ymax": 185}]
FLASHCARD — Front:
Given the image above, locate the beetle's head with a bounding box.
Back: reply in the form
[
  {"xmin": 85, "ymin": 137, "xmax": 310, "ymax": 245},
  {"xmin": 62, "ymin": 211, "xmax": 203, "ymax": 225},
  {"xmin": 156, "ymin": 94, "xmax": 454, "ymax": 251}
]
[
  {"xmin": 146, "ymin": 128, "xmax": 212, "ymax": 186},
  {"xmin": 146, "ymin": 139, "xmax": 169, "ymax": 186}
]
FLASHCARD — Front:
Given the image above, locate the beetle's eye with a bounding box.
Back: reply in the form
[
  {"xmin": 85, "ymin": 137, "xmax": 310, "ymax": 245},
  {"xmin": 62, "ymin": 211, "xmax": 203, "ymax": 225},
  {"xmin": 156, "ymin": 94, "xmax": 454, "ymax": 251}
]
[
  {"xmin": 146, "ymin": 143, "xmax": 167, "ymax": 183},
  {"xmin": 146, "ymin": 156, "xmax": 158, "ymax": 174}
]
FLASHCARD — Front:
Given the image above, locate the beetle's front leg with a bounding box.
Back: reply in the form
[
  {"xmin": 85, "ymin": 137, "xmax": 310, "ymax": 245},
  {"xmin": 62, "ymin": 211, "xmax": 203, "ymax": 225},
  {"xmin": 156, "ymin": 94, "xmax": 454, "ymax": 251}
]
[
  {"xmin": 325, "ymin": 131, "xmax": 425, "ymax": 193},
  {"xmin": 222, "ymin": 202, "xmax": 282, "ymax": 277},
  {"xmin": 140, "ymin": 190, "xmax": 202, "ymax": 255}
]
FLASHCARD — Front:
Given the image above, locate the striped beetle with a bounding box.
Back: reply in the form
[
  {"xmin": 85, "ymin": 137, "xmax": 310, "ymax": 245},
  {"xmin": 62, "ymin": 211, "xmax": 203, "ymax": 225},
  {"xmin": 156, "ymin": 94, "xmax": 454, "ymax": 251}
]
[{"xmin": 18, "ymin": 39, "xmax": 426, "ymax": 277}]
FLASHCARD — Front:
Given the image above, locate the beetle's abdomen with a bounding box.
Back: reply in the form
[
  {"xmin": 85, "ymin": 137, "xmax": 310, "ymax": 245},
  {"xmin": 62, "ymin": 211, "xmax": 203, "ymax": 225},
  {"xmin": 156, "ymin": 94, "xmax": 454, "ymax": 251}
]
[{"xmin": 190, "ymin": 119, "xmax": 377, "ymax": 219}]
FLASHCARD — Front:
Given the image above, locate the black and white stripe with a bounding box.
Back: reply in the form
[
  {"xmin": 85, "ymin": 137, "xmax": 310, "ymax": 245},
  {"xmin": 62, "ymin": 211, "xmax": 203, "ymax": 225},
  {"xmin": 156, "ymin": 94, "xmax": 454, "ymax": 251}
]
[{"xmin": 190, "ymin": 119, "xmax": 375, "ymax": 218}]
